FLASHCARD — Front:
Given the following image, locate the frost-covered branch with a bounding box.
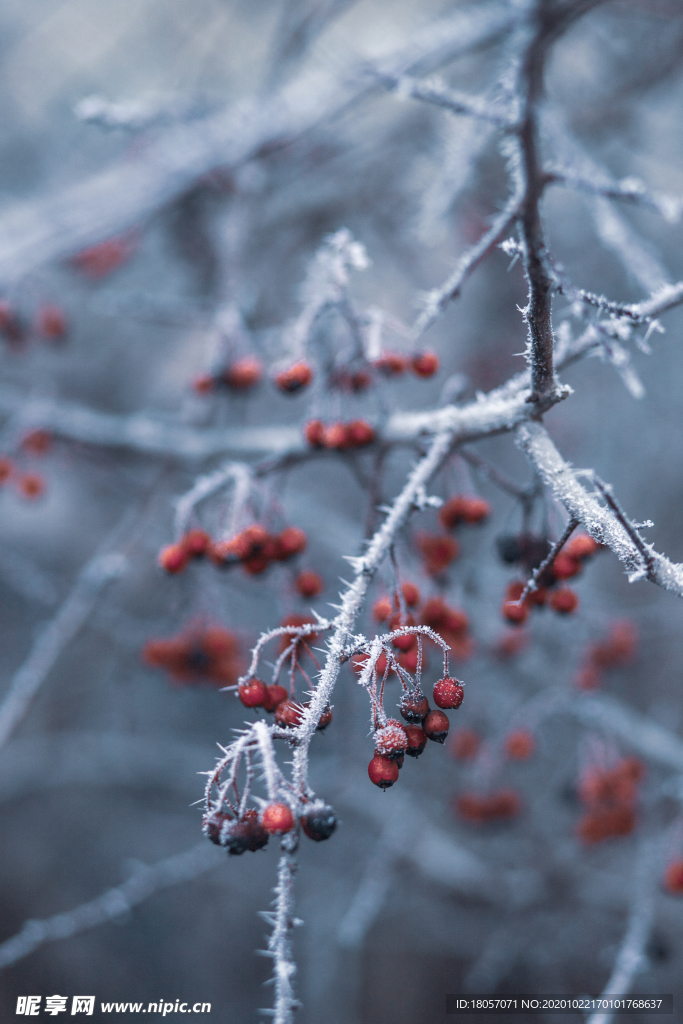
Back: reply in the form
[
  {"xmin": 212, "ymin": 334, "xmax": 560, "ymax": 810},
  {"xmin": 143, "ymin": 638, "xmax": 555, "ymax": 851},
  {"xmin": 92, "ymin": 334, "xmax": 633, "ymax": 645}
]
[
  {"xmin": 259, "ymin": 852, "xmax": 300, "ymax": 1024},
  {"xmin": 516, "ymin": 420, "xmax": 683, "ymax": 599}
]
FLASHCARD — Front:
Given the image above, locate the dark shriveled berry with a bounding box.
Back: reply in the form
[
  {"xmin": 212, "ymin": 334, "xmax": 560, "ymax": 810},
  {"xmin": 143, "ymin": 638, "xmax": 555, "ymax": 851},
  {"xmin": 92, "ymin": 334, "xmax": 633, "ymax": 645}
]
[
  {"xmin": 221, "ymin": 810, "xmax": 269, "ymax": 855},
  {"xmin": 301, "ymin": 803, "xmax": 338, "ymax": 842},
  {"xmin": 423, "ymin": 709, "xmax": 449, "ymax": 743},
  {"xmin": 203, "ymin": 810, "xmax": 233, "ymax": 845}
]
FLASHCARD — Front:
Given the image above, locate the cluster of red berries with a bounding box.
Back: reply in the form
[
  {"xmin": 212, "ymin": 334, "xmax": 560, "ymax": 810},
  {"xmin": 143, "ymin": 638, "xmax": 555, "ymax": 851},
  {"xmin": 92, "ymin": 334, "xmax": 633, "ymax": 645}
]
[
  {"xmin": 0, "ymin": 430, "xmax": 52, "ymax": 500},
  {"xmin": 500, "ymin": 533, "xmax": 601, "ymax": 625},
  {"xmin": 373, "ymin": 350, "xmax": 440, "ymax": 378},
  {"xmin": 574, "ymin": 620, "xmax": 637, "ymax": 690},
  {"xmin": 450, "ymin": 727, "xmax": 535, "ymax": 761},
  {"xmin": 576, "ymin": 756, "xmax": 644, "ymax": 844},
  {"xmin": 413, "ymin": 493, "xmax": 491, "ymax": 576},
  {"xmin": 158, "ymin": 524, "xmax": 307, "ymax": 577},
  {"xmin": 367, "ymin": 678, "xmax": 464, "ymax": 789},
  {"xmin": 304, "ymin": 418, "xmax": 375, "ymax": 450},
  {"xmin": 142, "ymin": 624, "xmax": 244, "ymax": 687},
  {"xmin": 71, "ymin": 233, "xmax": 138, "ymax": 280},
  {"xmin": 203, "ymin": 799, "xmax": 337, "ymax": 855},
  {"xmin": 194, "ymin": 358, "xmax": 315, "ymax": 397}
]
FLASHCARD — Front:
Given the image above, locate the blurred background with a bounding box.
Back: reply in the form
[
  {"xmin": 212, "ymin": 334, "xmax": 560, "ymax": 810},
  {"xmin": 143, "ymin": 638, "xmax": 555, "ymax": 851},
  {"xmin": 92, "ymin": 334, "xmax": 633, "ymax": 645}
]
[{"xmin": 1, "ymin": 1, "xmax": 683, "ymax": 1021}]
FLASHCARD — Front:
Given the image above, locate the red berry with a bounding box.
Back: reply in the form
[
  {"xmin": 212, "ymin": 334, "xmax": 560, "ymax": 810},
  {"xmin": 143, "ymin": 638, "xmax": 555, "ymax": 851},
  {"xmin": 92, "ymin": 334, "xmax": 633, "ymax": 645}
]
[
  {"xmin": 411, "ymin": 351, "xmax": 439, "ymax": 377},
  {"xmin": 423, "ymin": 709, "xmax": 449, "ymax": 743},
  {"xmin": 439, "ymin": 496, "xmax": 465, "ymax": 530},
  {"xmin": 368, "ymin": 754, "xmax": 399, "ymax": 789},
  {"xmin": 304, "ymin": 419, "xmax": 325, "ymax": 447},
  {"xmin": 502, "ymin": 599, "xmax": 528, "ymax": 626},
  {"xmin": 0, "ymin": 457, "xmax": 12, "ymax": 484},
  {"xmin": 262, "ymin": 684, "xmax": 289, "ymax": 712},
  {"xmin": 223, "ymin": 356, "xmax": 263, "ymax": 390},
  {"xmin": 238, "ymin": 679, "xmax": 268, "ymax": 708},
  {"xmin": 552, "ymin": 553, "xmax": 581, "ymax": 580},
  {"xmin": 550, "ymin": 587, "xmax": 578, "ymax": 614},
  {"xmin": 416, "ymin": 533, "xmax": 459, "ymax": 575},
  {"xmin": 577, "ymin": 806, "xmax": 635, "ymax": 844},
  {"xmin": 322, "ymin": 422, "xmax": 350, "ymax": 449},
  {"xmin": 575, "ymin": 664, "xmax": 602, "ymax": 690},
  {"xmin": 276, "ymin": 361, "xmax": 313, "ymax": 393},
  {"xmin": 374, "ymin": 719, "xmax": 408, "ymax": 760},
  {"xmin": 72, "ymin": 234, "xmax": 137, "ymax": 279},
  {"xmin": 391, "ymin": 631, "xmax": 416, "ymax": 652},
  {"xmin": 664, "ymin": 860, "xmax": 683, "ymax": 895},
  {"xmin": 301, "ymin": 803, "xmax": 338, "ymax": 841},
  {"xmin": 243, "ymin": 554, "xmax": 270, "ymax": 575},
  {"xmin": 564, "ymin": 533, "xmax": 600, "ymax": 561},
  {"xmin": 450, "ymin": 728, "xmax": 480, "ymax": 760},
  {"xmin": 459, "ymin": 496, "xmax": 491, "ymax": 525},
  {"xmin": 404, "ymin": 725, "xmax": 427, "ymax": 758},
  {"xmin": 261, "ymin": 802, "xmax": 295, "ymax": 834},
  {"xmin": 35, "ymin": 304, "xmax": 67, "ymax": 340},
  {"xmin": 193, "ymin": 374, "xmax": 215, "ymax": 395},
  {"xmin": 350, "ymin": 371, "xmax": 372, "ymax": 392},
  {"xmin": 275, "ymin": 526, "xmax": 307, "ymax": 560},
  {"xmin": 158, "ymin": 543, "xmax": 189, "ymax": 574},
  {"xmin": 17, "ymin": 473, "xmax": 44, "ymax": 499},
  {"xmin": 456, "ymin": 789, "xmax": 521, "ymax": 823},
  {"xmin": 182, "ymin": 529, "xmax": 211, "ymax": 557},
  {"xmin": 399, "ymin": 689, "xmax": 430, "ymax": 723},
  {"xmin": 505, "ymin": 729, "xmax": 535, "ymax": 760},
  {"xmin": 433, "ymin": 677, "xmax": 464, "ymax": 710},
  {"xmin": 374, "ymin": 351, "xmax": 407, "ymax": 375},
  {"xmin": 373, "ymin": 596, "xmax": 393, "ymax": 621},
  {"xmin": 347, "ymin": 419, "xmax": 375, "ymax": 446},
  {"xmin": 494, "ymin": 630, "xmax": 529, "ymax": 659},
  {"xmin": 274, "ymin": 699, "xmax": 304, "ymax": 728},
  {"xmin": 295, "ymin": 570, "xmax": 323, "ymax": 598},
  {"xmin": 398, "ymin": 647, "xmax": 422, "ymax": 673},
  {"xmin": 20, "ymin": 429, "xmax": 52, "ymax": 456},
  {"xmin": 401, "ymin": 582, "xmax": 420, "ymax": 607}
]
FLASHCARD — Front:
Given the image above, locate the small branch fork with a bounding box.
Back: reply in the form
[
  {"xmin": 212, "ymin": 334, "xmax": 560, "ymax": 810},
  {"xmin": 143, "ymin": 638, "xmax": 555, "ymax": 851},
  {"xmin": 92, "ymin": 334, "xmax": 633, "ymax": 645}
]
[{"xmin": 516, "ymin": 517, "xmax": 578, "ymax": 605}]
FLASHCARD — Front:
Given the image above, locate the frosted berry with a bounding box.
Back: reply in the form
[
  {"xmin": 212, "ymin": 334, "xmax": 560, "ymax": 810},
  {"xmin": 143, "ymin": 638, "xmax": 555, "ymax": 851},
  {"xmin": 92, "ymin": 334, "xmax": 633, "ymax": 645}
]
[
  {"xmin": 158, "ymin": 544, "xmax": 189, "ymax": 574},
  {"xmin": 411, "ymin": 351, "xmax": 439, "ymax": 377},
  {"xmin": 222, "ymin": 810, "xmax": 269, "ymax": 855},
  {"xmin": 223, "ymin": 356, "xmax": 263, "ymax": 390},
  {"xmin": 307, "ymin": 703, "xmax": 333, "ymax": 731},
  {"xmin": 262, "ymin": 684, "xmax": 289, "ymax": 712},
  {"xmin": 203, "ymin": 810, "xmax": 233, "ymax": 845},
  {"xmin": 347, "ymin": 419, "xmax": 375, "ymax": 446},
  {"xmin": 399, "ymin": 689, "xmax": 429, "ymax": 723},
  {"xmin": 404, "ymin": 725, "xmax": 427, "ymax": 758},
  {"xmin": 238, "ymin": 679, "xmax": 268, "ymax": 708},
  {"xmin": 296, "ymin": 570, "xmax": 323, "ymax": 598},
  {"xmin": 304, "ymin": 419, "xmax": 325, "ymax": 447},
  {"xmin": 550, "ymin": 587, "xmax": 579, "ymax": 614},
  {"xmin": 261, "ymin": 802, "xmax": 295, "ymax": 834},
  {"xmin": 374, "ymin": 719, "xmax": 408, "ymax": 760},
  {"xmin": 502, "ymin": 599, "xmax": 528, "ymax": 626},
  {"xmin": 368, "ymin": 754, "xmax": 399, "ymax": 789},
  {"xmin": 301, "ymin": 803, "xmax": 338, "ymax": 841},
  {"xmin": 274, "ymin": 699, "xmax": 304, "ymax": 728},
  {"xmin": 433, "ymin": 677, "xmax": 464, "ymax": 710},
  {"xmin": 505, "ymin": 729, "xmax": 535, "ymax": 760},
  {"xmin": 423, "ymin": 709, "xmax": 449, "ymax": 743},
  {"xmin": 664, "ymin": 860, "xmax": 683, "ymax": 895},
  {"xmin": 276, "ymin": 361, "xmax": 313, "ymax": 393}
]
